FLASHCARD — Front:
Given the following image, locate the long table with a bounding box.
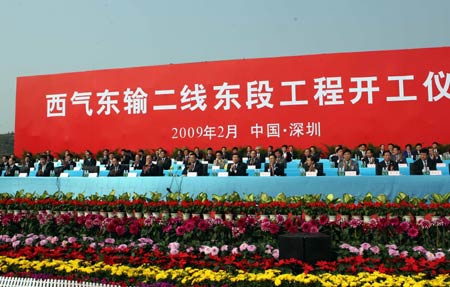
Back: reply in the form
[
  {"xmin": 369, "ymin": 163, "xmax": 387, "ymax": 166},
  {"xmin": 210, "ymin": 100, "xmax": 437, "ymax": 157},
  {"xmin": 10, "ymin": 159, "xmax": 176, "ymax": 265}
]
[{"xmin": 0, "ymin": 176, "xmax": 449, "ymax": 200}]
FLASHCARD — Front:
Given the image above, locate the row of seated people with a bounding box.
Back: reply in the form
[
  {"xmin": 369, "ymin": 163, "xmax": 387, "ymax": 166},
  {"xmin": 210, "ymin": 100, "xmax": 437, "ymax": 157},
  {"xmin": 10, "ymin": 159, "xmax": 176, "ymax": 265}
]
[{"xmin": 0, "ymin": 147, "xmax": 445, "ymax": 177}]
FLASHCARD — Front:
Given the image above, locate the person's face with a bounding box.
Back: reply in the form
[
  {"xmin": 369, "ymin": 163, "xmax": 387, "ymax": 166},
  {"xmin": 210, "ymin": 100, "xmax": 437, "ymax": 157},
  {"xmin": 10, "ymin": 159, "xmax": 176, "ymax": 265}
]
[
  {"xmin": 288, "ymin": 146, "xmax": 294, "ymax": 152},
  {"xmin": 184, "ymin": 150, "xmax": 189, "ymax": 156},
  {"xmin": 160, "ymin": 152, "xmax": 166, "ymax": 158},
  {"xmin": 420, "ymin": 152, "xmax": 427, "ymax": 161},
  {"xmin": 85, "ymin": 152, "xmax": 90, "ymax": 158},
  {"xmin": 109, "ymin": 154, "xmax": 114, "ymax": 160},
  {"xmin": 177, "ymin": 150, "xmax": 182, "ymax": 155},
  {"xmin": 416, "ymin": 145, "xmax": 422, "ymax": 151},
  {"xmin": 383, "ymin": 153, "xmax": 390, "ymax": 162},
  {"xmin": 232, "ymin": 148, "xmax": 238, "ymax": 153},
  {"xmin": 268, "ymin": 147, "xmax": 273, "ymax": 152},
  {"xmin": 428, "ymin": 148, "xmax": 434, "ymax": 156},
  {"xmin": 360, "ymin": 145, "xmax": 366, "ymax": 151},
  {"xmin": 103, "ymin": 150, "xmax": 108, "ymax": 156},
  {"xmin": 8, "ymin": 159, "xmax": 14, "ymax": 166},
  {"xmin": 113, "ymin": 158, "xmax": 120, "ymax": 166},
  {"xmin": 406, "ymin": 146, "xmax": 411, "ymax": 151},
  {"xmin": 135, "ymin": 155, "xmax": 140, "ymax": 161},
  {"xmin": 2, "ymin": 156, "xmax": 6, "ymax": 162},
  {"xmin": 232, "ymin": 155, "xmax": 239, "ymax": 163},
  {"xmin": 306, "ymin": 158, "xmax": 313, "ymax": 166},
  {"xmin": 337, "ymin": 150, "xmax": 343, "ymax": 157},
  {"xmin": 189, "ymin": 155, "xmax": 196, "ymax": 163},
  {"xmin": 146, "ymin": 155, "xmax": 151, "ymax": 162},
  {"xmin": 222, "ymin": 147, "xmax": 226, "ymax": 152},
  {"xmin": 269, "ymin": 156, "xmax": 275, "ymax": 164},
  {"xmin": 194, "ymin": 148, "xmax": 199, "ymax": 153},
  {"xmin": 216, "ymin": 153, "xmax": 222, "ymax": 159},
  {"xmin": 366, "ymin": 150, "xmax": 373, "ymax": 158},
  {"xmin": 432, "ymin": 143, "xmax": 437, "ymax": 149},
  {"xmin": 255, "ymin": 148, "xmax": 261, "ymax": 154},
  {"xmin": 65, "ymin": 155, "xmax": 71, "ymax": 162},
  {"xmin": 304, "ymin": 149, "xmax": 310, "ymax": 156},
  {"xmin": 247, "ymin": 146, "xmax": 251, "ymax": 152},
  {"xmin": 281, "ymin": 146, "xmax": 287, "ymax": 152},
  {"xmin": 40, "ymin": 158, "xmax": 46, "ymax": 165},
  {"xmin": 392, "ymin": 148, "xmax": 398, "ymax": 155},
  {"xmin": 310, "ymin": 147, "xmax": 316, "ymax": 153},
  {"xmin": 207, "ymin": 150, "xmax": 213, "ymax": 155},
  {"xmin": 275, "ymin": 152, "xmax": 281, "ymax": 158},
  {"xmin": 380, "ymin": 144, "xmax": 385, "ymax": 150},
  {"xmin": 344, "ymin": 152, "xmax": 351, "ymax": 161},
  {"xmin": 250, "ymin": 151, "xmax": 256, "ymax": 158},
  {"xmin": 388, "ymin": 144, "xmax": 393, "ymax": 150}
]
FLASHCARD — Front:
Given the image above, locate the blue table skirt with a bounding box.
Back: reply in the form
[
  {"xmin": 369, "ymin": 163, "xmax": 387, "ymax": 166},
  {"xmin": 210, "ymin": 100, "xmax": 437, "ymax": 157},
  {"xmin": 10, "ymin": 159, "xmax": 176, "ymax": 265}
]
[{"xmin": 0, "ymin": 176, "xmax": 448, "ymax": 200}]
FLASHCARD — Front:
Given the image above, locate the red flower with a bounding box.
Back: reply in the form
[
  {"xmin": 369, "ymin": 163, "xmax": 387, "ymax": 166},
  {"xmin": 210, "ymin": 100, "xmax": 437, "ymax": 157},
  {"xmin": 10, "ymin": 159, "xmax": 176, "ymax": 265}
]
[
  {"xmin": 115, "ymin": 225, "xmax": 126, "ymax": 236},
  {"xmin": 407, "ymin": 227, "xmax": 419, "ymax": 238},
  {"xmin": 129, "ymin": 222, "xmax": 139, "ymax": 235}
]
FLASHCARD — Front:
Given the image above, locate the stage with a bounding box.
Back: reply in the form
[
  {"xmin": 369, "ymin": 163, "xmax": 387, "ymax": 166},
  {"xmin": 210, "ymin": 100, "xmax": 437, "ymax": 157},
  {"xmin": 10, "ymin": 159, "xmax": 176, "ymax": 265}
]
[{"xmin": 0, "ymin": 175, "xmax": 449, "ymax": 200}]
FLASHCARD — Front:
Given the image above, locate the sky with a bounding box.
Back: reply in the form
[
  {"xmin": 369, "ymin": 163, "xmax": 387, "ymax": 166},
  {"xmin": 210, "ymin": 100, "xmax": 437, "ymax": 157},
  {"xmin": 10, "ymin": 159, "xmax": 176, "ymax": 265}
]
[{"xmin": 1, "ymin": 0, "xmax": 449, "ymax": 134}]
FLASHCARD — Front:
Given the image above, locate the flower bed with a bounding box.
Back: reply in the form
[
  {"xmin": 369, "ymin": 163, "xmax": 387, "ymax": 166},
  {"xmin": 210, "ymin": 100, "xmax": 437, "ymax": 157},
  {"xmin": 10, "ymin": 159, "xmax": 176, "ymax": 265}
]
[{"xmin": 0, "ymin": 190, "xmax": 448, "ymax": 286}]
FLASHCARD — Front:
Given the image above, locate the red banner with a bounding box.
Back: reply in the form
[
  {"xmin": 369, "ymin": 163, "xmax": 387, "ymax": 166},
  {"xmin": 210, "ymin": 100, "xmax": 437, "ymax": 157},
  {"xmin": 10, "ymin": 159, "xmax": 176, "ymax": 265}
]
[{"xmin": 15, "ymin": 47, "xmax": 450, "ymax": 155}]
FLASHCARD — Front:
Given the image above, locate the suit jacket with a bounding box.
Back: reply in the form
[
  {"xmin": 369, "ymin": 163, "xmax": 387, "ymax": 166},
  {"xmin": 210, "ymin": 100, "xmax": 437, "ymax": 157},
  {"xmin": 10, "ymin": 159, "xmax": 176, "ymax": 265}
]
[
  {"xmin": 36, "ymin": 162, "xmax": 54, "ymax": 177},
  {"xmin": 330, "ymin": 155, "xmax": 343, "ymax": 166},
  {"xmin": 100, "ymin": 156, "xmax": 109, "ymax": 165},
  {"xmin": 376, "ymin": 160, "xmax": 399, "ymax": 175},
  {"xmin": 428, "ymin": 155, "xmax": 443, "ymax": 164},
  {"xmin": 108, "ymin": 164, "xmax": 124, "ymax": 177},
  {"xmin": 247, "ymin": 157, "xmax": 261, "ymax": 169},
  {"xmin": 265, "ymin": 163, "xmax": 285, "ymax": 176},
  {"xmin": 282, "ymin": 152, "xmax": 293, "ymax": 163},
  {"xmin": 362, "ymin": 157, "xmax": 379, "ymax": 166},
  {"xmin": 410, "ymin": 159, "xmax": 437, "ymax": 175},
  {"xmin": 83, "ymin": 157, "xmax": 97, "ymax": 167},
  {"xmin": 391, "ymin": 154, "xmax": 406, "ymax": 164},
  {"xmin": 140, "ymin": 164, "xmax": 161, "ymax": 177},
  {"xmin": 133, "ymin": 162, "xmax": 143, "ymax": 170},
  {"xmin": 3, "ymin": 165, "xmax": 20, "ymax": 176},
  {"xmin": 227, "ymin": 162, "xmax": 248, "ymax": 176},
  {"xmin": 337, "ymin": 160, "xmax": 360, "ymax": 175},
  {"xmin": 204, "ymin": 154, "xmax": 215, "ymax": 164},
  {"xmin": 182, "ymin": 160, "xmax": 205, "ymax": 176},
  {"xmin": 62, "ymin": 160, "xmax": 77, "ymax": 171},
  {"xmin": 157, "ymin": 158, "xmax": 172, "ymax": 170}
]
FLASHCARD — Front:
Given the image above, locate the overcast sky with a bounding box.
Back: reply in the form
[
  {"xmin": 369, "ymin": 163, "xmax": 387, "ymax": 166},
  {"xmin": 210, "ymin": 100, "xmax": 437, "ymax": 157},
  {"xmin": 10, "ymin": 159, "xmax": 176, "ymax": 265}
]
[{"xmin": 1, "ymin": 0, "xmax": 449, "ymax": 134}]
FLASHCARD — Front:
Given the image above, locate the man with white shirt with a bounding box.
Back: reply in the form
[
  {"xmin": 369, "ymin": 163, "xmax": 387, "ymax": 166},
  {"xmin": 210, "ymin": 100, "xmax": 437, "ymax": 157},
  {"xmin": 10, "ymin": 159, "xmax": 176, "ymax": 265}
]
[
  {"xmin": 338, "ymin": 149, "xmax": 359, "ymax": 175},
  {"xmin": 411, "ymin": 148, "xmax": 437, "ymax": 175},
  {"xmin": 376, "ymin": 151, "xmax": 398, "ymax": 175}
]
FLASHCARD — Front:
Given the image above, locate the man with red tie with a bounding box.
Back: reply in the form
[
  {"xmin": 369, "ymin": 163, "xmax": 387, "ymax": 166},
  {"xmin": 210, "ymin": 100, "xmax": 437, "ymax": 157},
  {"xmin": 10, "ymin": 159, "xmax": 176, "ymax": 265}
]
[
  {"xmin": 376, "ymin": 150, "xmax": 399, "ymax": 175},
  {"xmin": 227, "ymin": 153, "xmax": 247, "ymax": 176}
]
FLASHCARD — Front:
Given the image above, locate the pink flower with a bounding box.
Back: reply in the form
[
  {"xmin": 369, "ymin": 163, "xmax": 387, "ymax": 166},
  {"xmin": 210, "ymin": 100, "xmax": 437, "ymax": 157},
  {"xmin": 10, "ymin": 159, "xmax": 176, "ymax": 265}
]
[
  {"xmin": 231, "ymin": 247, "xmax": 239, "ymax": 255},
  {"xmin": 169, "ymin": 248, "xmax": 179, "ymax": 255},
  {"xmin": 360, "ymin": 243, "xmax": 371, "ymax": 250},
  {"xmin": 340, "ymin": 243, "xmax": 351, "ymax": 249},
  {"xmin": 425, "ymin": 251, "xmax": 435, "ymax": 261},
  {"xmin": 419, "ymin": 219, "xmax": 432, "ymax": 229},
  {"xmin": 39, "ymin": 239, "xmax": 48, "ymax": 246},
  {"xmin": 348, "ymin": 247, "xmax": 359, "ymax": 254},
  {"xmin": 272, "ymin": 249, "xmax": 279, "ymax": 259},
  {"xmin": 220, "ymin": 245, "xmax": 228, "ymax": 252},
  {"xmin": 319, "ymin": 215, "xmax": 329, "ymax": 225},
  {"xmin": 435, "ymin": 252, "xmax": 445, "ymax": 259},
  {"xmin": 67, "ymin": 237, "xmax": 77, "ymax": 244},
  {"xmin": 185, "ymin": 247, "xmax": 194, "ymax": 253},
  {"xmin": 115, "ymin": 225, "xmax": 126, "ymax": 236},
  {"xmin": 25, "ymin": 238, "xmax": 34, "ymax": 246},
  {"xmin": 117, "ymin": 244, "xmax": 128, "ymax": 251},
  {"xmin": 239, "ymin": 243, "xmax": 248, "ymax": 252},
  {"xmin": 247, "ymin": 244, "xmax": 257, "ymax": 252},
  {"xmin": 400, "ymin": 251, "xmax": 408, "ymax": 257},
  {"xmin": 388, "ymin": 249, "xmax": 399, "ymax": 257},
  {"xmin": 104, "ymin": 238, "xmax": 115, "ymax": 244},
  {"xmin": 407, "ymin": 227, "xmax": 419, "ymax": 238},
  {"xmin": 210, "ymin": 246, "xmax": 219, "ymax": 256},
  {"xmin": 168, "ymin": 242, "xmax": 180, "ymax": 250},
  {"xmin": 12, "ymin": 240, "xmax": 20, "ymax": 248},
  {"xmin": 370, "ymin": 246, "xmax": 380, "ymax": 254},
  {"xmin": 89, "ymin": 243, "xmax": 96, "ymax": 249},
  {"xmin": 385, "ymin": 244, "xmax": 398, "ymax": 250},
  {"xmin": 413, "ymin": 246, "xmax": 427, "ymax": 253}
]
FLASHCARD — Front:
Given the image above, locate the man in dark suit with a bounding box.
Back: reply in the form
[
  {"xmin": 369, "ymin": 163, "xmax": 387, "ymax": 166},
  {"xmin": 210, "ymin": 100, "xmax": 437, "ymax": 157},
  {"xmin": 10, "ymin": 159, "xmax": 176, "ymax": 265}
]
[
  {"xmin": 204, "ymin": 148, "xmax": 215, "ymax": 164},
  {"xmin": 182, "ymin": 153, "xmax": 204, "ymax": 176},
  {"xmin": 411, "ymin": 148, "xmax": 437, "ymax": 175},
  {"xmin": 140, "ymin": 155, "xmax": 161, "ymax": 176},
  {"xmin": 338, "ymin": 149, "xmax": 360, "ymax": 175},
  {"xmin": 36, "ymin": 154, "xmax": 54, "ymax": 177},
  {"xmin": 412, "ymin": 143, "xmax": 422, "ymax": 160},
  {"xmin": 108, "ymin": 156, "xmax": 124, "ymax": 177},
  {"xmin": 255, "ymin": 146, "xmax": 266, "ymax": 163},
  {"xmin": 376, "ymin": 151, "xmax": 399, "ymax": 175},
  {"xmin": 100, "ymin": 149, "xmax": 110, "ymax": 165},
  {"xmin": 3, "ymin": 158, "xmax": 20, "ymax": 176},
  {"xmin": 362, "ymin": 149, "xmax": 379, "ymax": 166},
  {"xmin": 83, "ymin": 150, "xmax": 97, "ymax": 168},
  {"xmin": 281, "ymin": 145, "xmax": 293, "ymax": 163},
  {"xmin": 247, "ymin": 150, "xmax": 261, "ymax": 169},
  {"xmin": 227, "ymin": 153, "xmax": 247, "ymax": 176},
  {"xmin": 62, "ymin": 153, "xmax": 77, "ymax": 171},
  {"xmin": 391, "ymin": 146, "xmax": 406, "ymax": 164},
  {"xmin": 265, "ymin": 154, "xmax": 285, "ymax": 176},
  {"xmin": 157, "ymin": 150, "xmax": 172, "ymax": 172},
  {"xmin": 428, "ymin": 147, "xmax": 443, "ymax": 164},
  {"xmin": 354, "ymin": 143, "xmax": 367, "ymax": 159}
]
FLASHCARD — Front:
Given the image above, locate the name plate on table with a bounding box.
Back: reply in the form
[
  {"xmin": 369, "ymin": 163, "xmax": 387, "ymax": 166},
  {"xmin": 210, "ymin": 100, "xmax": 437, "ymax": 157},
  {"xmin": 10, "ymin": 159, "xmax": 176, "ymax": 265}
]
[
  {"xmin": 345, "ymin": 171, "xmax": 357, "ymax": 176},
  {"xmin": 128, "ymin": 173, "xmax": 137, "ymax": 177},
  {"xmin": 218, "ymin": 172, "xmax": 228, "ymax": 177},
  {"xmin": 30, "ymin": 168, "xmax": 35, "ymax": 171},
  {"xmin": 242, "ymin": 157, "xmax": 248, "ymax": 162},
  {"xmin": 176, "ymin": 161, "xmax": 183, "ymax": 165},
  {"xmin": 129, "ymin": 166, "xmax": 134, "ymax": 171},
  {"xmin": 152, "ymin": 161, "xmax": 157, "ymax": 165},
  {"xmin": 367, "ymin": 164, "xmax": 376, "ymax": 168},
  {"xmin": 260, "ymin": 172, "xmax": 271, "ymax": 177},
  {"xmin": 59, "ymin": 173, "xmax": 69, "ymax": 178},
  {"xmin": 388, "ymin": 170, "xmax": 400, "ymax": 176},
  {"xmin": 73, "ymin": 167, "xmax": 81, "ymax": 171},
  {"xmin": 437, "ymin": 163, "xmax": 446, "ymax": 167},
  {"xmin": 187, "ymin": 172, "xmax": 197, "ymax": 177},
  {"xmin": 306, "ymin": 171, "xmax": 317, "ymax": 177},
  {"xmin": 247, "ymin": 165, "xmax": 256, "ymax": 170},
  {"xmin": 430, "ymin": 170, "xmax": 442, "ymax": 176},
  {"xmin": 201, "ymin": 160, "xmax": 208, "ymax": 164},
  {"xmin": 88, "ymin": 173, "xmax": 98, "ymax": 178},
  {"xmin": 398, "ymin": 164, "xmax": 408, "ymax": 168},
  {"xmin": 18, "ymin": 173, "xmax": 28, "ymax": 177},
  {"xmin": 212, "ymin": 165, "xmax": 220, "ymax": 170}
]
